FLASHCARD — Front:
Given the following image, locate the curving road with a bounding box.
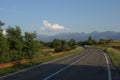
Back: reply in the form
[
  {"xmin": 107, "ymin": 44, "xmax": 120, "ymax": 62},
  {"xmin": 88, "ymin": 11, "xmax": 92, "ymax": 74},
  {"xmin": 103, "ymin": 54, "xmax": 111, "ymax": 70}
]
[{"xmin": 0, "ymin": 48, "xmax": 120, "ymax": 80}]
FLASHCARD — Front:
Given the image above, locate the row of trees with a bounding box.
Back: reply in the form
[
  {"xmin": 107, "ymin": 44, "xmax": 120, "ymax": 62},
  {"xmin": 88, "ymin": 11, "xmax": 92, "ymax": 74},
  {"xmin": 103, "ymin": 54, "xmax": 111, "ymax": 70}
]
[
  {"xmin": 77, "ymin": 36, "xmax": 112, "ymax": 46},
  {"xmin": 46, "ymin": 39, "xmax": 76, "ymax": 52},
  {"xmin": 0, "ymin": 21, "xmax": 40, "ymax": 63}
]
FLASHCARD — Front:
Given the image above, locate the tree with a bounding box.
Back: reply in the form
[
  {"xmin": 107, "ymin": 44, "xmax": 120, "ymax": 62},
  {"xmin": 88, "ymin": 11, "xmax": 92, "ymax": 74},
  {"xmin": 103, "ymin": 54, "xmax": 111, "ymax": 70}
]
[
  {"xmin": 51, "ymin": 39, "xmax": 77, "ymax": 52},
  {"xmin": 52, "ymin": 39, "xmax": 63, "ymax": 52},
  {"xmin": 54, "ymin": 46, "xmax": 62, "ymax": 52},
  {"xmin": 0, "ymin": 22, "xmax": 9, "ymax": 63},
  {"xmin": 6, "ymin": 26, "xmax": 24, "ymax": 61},
  {"xmin": 99, "ymin": 38, "xmax": 112, "ymax": 44},
  {"xmin": 86, "ymin": 36, "xmax": 96, "ymax": 45},
  {"xmin": 52, "ymin": 39, "xmax": 62, "ymax": 47},
  {"xmin": 62, "ymin": 44, "xmax": 71, "ymax": 51},
  {"xmin": 0, "ymin": 33, "xmax": 10, "ymax": 63},
  {"xmin": 0, "ymin": 21, "xmax": 41, "ymax": 63},
  {"xmin": 68, "ymin": 39, "xmax": 76, "ymax": 49},
  {"xmin": 24, "ymin": 32, "xmax": 39, "ymax": 58}
]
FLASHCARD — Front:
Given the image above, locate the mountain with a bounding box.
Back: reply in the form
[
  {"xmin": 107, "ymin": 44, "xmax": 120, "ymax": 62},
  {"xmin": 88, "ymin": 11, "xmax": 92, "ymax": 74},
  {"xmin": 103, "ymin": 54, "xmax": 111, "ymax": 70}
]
[{"xmin": 36, "ymin": 31, "xmax": 120, "ymax": 42}]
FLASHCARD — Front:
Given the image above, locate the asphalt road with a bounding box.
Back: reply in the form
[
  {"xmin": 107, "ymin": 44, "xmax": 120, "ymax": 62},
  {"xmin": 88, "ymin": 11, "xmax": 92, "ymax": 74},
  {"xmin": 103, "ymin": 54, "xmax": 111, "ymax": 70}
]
[{"xmin": 0, "ymin": 48, "xmax": 120, "ymax": 80}]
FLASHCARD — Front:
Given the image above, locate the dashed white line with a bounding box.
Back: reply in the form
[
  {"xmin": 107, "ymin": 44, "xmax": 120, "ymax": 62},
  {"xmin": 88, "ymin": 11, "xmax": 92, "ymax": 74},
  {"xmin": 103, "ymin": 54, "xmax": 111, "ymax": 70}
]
[{"xmin": 43, "ymin": 52, "xmax": 90, "ymax": 80}]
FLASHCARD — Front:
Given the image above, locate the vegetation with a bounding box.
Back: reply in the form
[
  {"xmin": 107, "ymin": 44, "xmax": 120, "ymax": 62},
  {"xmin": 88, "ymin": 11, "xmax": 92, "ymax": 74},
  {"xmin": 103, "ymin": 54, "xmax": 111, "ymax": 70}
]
[
  {"xmin": 0, "ymin": 21, "xmax": 40, "ymax": 64},
  {"xmin": 46, "ymin": 39, "xmax": 76, "ymax": 52},
  {"xmin": 77, "ymin": 36, "xmax": 112, "ymax": 46},
  {"xmin": 1, "ymin": 20, "xmax": 120, "ymax": 76},
  {"xmin": 105, "ymin": 47, "xmax": 120, "ymax": 73},
  {"xmin": 0, "ymin": 46, "xmax": 83, "ymax": 76},
  {"xmin": 77, "ymin": 35, "xmax": 120, "ymax": 73},
  {"xmin": 0, "ymin": 21, "xmax": 79, "ymax": 65},
  {"xmin": 93, "ymin": 40, "xmax": 120, "ymax": 73}
]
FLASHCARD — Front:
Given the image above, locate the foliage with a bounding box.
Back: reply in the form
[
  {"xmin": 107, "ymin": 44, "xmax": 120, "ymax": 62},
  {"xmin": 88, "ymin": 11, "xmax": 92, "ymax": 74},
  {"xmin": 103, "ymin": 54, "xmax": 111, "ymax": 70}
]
[
  {"xmin": 98, "ymin": 38, "xmax": 112, "ymax": 44},
  {"xmin": 0, "ymin": 21, "xmax": 40, "ymax": 63},
  {"xmin": 68, "ymin": 39, "xmax": 76, "ymax": 49},
  {"xmin": 0, "ymin": 46, "xmax": 83, "ymax": 76},
  {"xmin": 0, "ymin": 31, "xmax": 9, "ymax": 63},
  {"xmin": 77, "ymin": 36, "xmax": 113, "ymax": 46},
  {"xmin": 77, "ymin": 36, "xmax": 96, "ymax": 46},
  {"xmin": 23, "ymin": 32, "xmax": 40, "ymax": 58},
  {"xmin": 46, "ymin": 39, "xmax": 76, "ymax": 52},
  {"xmin": 6, "ymin": 26, "xmax": 24, "ymax": 61}
]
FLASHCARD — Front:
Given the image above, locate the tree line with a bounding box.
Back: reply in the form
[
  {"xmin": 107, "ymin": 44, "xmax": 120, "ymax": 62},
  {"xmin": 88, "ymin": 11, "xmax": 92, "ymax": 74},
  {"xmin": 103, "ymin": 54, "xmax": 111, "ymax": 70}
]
[
  {"xmin": 45, "ymin": 39, "xmax": 76, "ymax": 52},
  {"xmin": 0, "ymin": 21, "xmax": 40, "ymax": 63},
  {"xmin": 77, "ymin": 36, "xmax": 112, "ymax": 46}
]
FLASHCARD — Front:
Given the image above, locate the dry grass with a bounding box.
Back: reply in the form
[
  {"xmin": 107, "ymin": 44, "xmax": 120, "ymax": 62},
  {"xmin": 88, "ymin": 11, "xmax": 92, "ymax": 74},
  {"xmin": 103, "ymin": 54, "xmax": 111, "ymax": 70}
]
[
  {"xmin": 108, "ymin": 40, "xmax": 120, "ymax": 46},
  {"xmin": 106, "ymin": 47, "xmax": 120, "ymax": 73},
  {"xmin": 94, "ymin": 40, "xmax": 120, "ymax": 73}
]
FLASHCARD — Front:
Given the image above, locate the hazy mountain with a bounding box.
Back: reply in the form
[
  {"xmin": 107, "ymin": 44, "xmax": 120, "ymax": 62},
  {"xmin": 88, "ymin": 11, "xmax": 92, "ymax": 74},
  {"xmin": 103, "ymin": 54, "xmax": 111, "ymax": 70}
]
[{"xmin": 36, "ymin": 31, "xmax": 120, "ymax": 42}]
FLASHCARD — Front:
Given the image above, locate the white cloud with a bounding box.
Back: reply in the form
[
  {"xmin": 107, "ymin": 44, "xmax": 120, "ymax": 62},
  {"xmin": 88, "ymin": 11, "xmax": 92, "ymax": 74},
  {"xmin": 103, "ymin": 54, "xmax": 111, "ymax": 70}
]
[{"xmin": 40, "ymin": 20, "xmax": 64, "ymax": 31}]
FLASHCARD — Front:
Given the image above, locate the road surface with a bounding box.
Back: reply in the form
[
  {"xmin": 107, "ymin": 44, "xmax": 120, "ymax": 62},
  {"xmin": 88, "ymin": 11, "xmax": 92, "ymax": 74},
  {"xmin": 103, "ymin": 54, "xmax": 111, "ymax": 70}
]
[{"xmin": 0, "ymin": 48, "xmax": 120, "ymax": 80}]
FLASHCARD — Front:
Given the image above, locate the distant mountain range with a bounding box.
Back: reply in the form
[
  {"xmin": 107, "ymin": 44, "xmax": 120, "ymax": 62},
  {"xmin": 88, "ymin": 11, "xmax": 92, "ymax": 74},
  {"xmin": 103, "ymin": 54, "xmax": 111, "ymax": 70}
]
[{"xmin": 36, "ymin": 31, "xmax": 120, "ymax": 42}]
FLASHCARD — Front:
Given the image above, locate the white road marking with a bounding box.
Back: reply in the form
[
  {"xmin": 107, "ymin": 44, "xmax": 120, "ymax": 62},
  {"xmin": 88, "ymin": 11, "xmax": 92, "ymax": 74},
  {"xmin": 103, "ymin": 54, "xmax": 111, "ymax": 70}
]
[
  {"xmin": 43, "ymin": 52, "xmax": 90, "ymax": 80},
  {"xmin": 100, "ymin": 49, "xmax": 112, "ymax": 80}
]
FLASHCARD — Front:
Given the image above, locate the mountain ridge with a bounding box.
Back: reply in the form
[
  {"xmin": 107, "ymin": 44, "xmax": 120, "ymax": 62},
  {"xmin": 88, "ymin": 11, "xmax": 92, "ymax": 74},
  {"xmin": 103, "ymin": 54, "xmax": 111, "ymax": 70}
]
[{"xmin": 36, "ymin": 31, "xmax": 120, "ymax": 42}]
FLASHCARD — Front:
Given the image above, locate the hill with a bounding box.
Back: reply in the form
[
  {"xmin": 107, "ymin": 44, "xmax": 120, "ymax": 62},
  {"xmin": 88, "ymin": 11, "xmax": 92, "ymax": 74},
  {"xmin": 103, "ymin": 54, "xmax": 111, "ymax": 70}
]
[{"xmin": 36, "ymin": 31, "xmax": 120, "ymax": 42}]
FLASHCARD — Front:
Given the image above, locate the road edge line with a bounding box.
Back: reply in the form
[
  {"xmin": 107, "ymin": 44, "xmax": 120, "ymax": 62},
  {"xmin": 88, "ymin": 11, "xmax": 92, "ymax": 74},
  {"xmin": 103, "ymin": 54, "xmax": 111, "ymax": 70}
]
[{"xmin": 100, "ymin": 49, "xmax": 112, "ymax": 80}]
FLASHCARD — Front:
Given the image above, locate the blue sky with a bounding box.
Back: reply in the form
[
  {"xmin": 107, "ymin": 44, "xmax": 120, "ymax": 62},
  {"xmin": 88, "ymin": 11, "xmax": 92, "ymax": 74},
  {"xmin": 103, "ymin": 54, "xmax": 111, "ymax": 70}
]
[{"xmin": 0, "ymin": 0, "xmax": 120, "ymax": 35}]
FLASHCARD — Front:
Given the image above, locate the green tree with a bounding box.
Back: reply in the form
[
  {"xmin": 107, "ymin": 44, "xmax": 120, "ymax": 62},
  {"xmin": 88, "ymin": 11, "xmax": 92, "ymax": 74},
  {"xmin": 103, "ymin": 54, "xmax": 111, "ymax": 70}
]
[
  {"xmin": 99, "ymin": 38, "xmax": 112, "ymax": 44},
  {"xmin": 86, "ymin": 36, "xmax": 96, "ymax": 45},
  {"xmin": 24, "ymin": 32, "xmax": 39, "ymax": 58},
  {"xmin": 62, "ymin": 44, "xmax": 71, "ymax": 51},
  {"xmin": 52, "ymin": 39, "xmax": 62, "ymax": 47},
  {"xmin": 52, "ymin": 39, "xmax": 63, "ymax": 52},
  {"xmin": 52, "ymin": 39, "xmax": 76, "ymax": 52},
  {"xmin": 0, "ymin": 22, "xmax": 10, "ymax": 63},
  {"xmin": 6, "ymin": 26, "xmax": 24, "ymax": 61},
  {"xmin": 68, "ymin": 39, "xmax": 76, "ymax": 49},
  {"xmin": 0, "ymin": 32, "xmax": 10, "ymax": 63}
]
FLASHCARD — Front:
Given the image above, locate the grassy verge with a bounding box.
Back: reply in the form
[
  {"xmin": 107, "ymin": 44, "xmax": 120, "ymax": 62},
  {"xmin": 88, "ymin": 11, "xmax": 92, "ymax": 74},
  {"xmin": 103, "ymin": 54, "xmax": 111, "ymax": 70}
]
[
  {"xmin": 94, "ymin": 45, "xmax": 120, "ymax": 73},
  {"xmin": 105, "ymin": 47, "xmax": 120, "ymax": 73},
  {"xmin": 0, "ymin": 46, "xmax": 83, "ymax": 76}
]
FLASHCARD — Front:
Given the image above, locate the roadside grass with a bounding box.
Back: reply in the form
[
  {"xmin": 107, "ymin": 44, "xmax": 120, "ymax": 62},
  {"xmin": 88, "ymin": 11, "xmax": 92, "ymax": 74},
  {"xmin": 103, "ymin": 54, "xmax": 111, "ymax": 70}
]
[
  {"xmin": 108, "ymin": 40, "xmax": 120, "ymax": 47},
  {"xmin": 94, "ymin": 44, "xmax": 120, "ymax": 73},
  {"xmin": 0, "ymin": 46, "xmax": 83, "ymax": 76},
  {"xmin": 106, "ymin": 47, "xmax": 120, "ymax": 73}
]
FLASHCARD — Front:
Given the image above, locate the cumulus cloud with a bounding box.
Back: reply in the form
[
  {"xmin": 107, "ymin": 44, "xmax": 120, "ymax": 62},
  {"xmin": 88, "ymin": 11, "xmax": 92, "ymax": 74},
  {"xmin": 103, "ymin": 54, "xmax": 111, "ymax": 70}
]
[{"xmin": 40, "ymin": 20, "xmax": 64, "ymax": 31}]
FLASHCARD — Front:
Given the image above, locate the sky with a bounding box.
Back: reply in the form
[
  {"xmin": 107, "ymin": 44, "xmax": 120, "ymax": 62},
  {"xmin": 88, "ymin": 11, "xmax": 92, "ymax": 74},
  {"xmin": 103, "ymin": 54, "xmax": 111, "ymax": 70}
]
[{"xmin": 0, "ymin": 0, "xmax": 120, "ymax": 35}]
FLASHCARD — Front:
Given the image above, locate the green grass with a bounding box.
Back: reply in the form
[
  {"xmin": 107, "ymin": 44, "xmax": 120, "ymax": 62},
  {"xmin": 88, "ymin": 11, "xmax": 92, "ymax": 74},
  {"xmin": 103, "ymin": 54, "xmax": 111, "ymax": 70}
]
[{"xmin": 0, "ymin": 46, "xmax": 83, "ymax": 76}]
